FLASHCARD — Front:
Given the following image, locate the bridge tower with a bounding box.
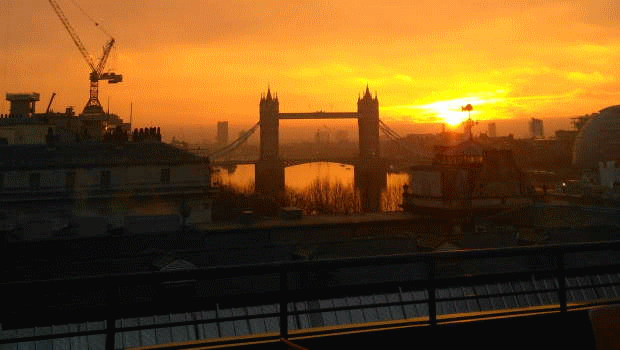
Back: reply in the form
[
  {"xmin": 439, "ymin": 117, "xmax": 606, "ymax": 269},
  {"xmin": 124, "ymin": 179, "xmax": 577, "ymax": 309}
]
[
  {"xmin": 256, "ymin": 89, "xmax": 285, "ymax": 197},
  {"xmin": 357, "ymin": 86, "xmax": 380, "ymax": 159},
  {"xmin": 356, "ymin": 86, "xmax": 386, "ymax": 212}
]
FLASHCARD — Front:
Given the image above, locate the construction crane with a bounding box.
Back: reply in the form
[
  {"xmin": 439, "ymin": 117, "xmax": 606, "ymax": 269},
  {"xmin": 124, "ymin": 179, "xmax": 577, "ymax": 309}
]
[
  {"xmin": 45, "ymin": 92, "xmax": 56, "ymax": 114},
  {"xmin": 48, "ymin": 0, "xmax": 122, "ymax": 115}
]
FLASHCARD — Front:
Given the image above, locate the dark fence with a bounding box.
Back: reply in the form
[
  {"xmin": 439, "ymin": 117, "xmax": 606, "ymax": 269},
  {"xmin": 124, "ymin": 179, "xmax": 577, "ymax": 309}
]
[{"xmin": 2, "ymin": 240, "xmax": 620, "ymax": 349}]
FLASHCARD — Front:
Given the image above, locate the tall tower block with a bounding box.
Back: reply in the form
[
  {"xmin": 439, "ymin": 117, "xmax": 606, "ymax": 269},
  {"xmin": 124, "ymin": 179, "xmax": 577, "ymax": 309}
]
[{"xmin": 256, "ymin": 88, "xmax": 284, "ymax": 197}]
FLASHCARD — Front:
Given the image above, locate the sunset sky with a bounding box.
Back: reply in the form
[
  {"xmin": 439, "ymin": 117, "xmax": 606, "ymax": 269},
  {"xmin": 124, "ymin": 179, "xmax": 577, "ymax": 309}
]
[{"xmin": 1, "ymin": 0, "xmax": 619, "ymax": 141}]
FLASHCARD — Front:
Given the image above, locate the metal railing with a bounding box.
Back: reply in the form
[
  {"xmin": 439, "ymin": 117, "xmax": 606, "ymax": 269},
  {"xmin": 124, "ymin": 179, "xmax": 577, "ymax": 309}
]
[{"xmin": 2, "ymin": 240, "xmax": 620, "ymax": 349}]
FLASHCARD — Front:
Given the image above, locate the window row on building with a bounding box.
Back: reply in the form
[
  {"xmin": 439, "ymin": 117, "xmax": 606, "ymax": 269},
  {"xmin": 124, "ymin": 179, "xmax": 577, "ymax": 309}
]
[{"xmin": 0, "ymin": 165, "xmax": 208, "ymax": 193}]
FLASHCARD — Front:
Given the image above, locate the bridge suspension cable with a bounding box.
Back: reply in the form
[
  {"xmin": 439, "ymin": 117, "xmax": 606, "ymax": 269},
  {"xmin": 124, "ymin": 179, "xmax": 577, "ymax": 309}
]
[
  {"xmin": 208, "ymin": 121, "xmax": 260, "ymax": 158},
  {"xmin": 378, "ymin": 119, "xmax": 433, "ymax": 160}
]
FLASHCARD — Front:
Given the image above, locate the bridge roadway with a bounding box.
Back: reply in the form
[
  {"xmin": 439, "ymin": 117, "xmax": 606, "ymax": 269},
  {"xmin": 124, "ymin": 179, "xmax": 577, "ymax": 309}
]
[
  {"xmin": 211, "ymin": 157, "xmax": 419, "ymax": 170},
  {"xmin": 212, "ymin": 157, "xmax": 361, "ymax": 167},
  {"xmin": 278, "ymin": 112, "xmax": 359, "ymax": 119}
]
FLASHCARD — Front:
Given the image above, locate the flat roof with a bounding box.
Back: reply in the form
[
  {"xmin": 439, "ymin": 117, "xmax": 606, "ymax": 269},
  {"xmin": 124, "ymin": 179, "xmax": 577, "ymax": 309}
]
[{"xmin": 5, "ymin": 93, "xmax": 39, "ymax": 101}]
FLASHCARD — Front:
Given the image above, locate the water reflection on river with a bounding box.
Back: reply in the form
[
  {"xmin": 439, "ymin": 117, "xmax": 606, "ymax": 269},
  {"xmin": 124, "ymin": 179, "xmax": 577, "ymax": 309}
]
[{"xmin": 213, "ymin": 162, "xmax": 409, "ymax": 212}]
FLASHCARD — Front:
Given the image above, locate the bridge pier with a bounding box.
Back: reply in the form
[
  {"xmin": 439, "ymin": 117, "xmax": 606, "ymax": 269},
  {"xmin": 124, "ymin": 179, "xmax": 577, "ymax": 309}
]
[
  {"xmin": 355, "ymin": 159, "xmax": 387, "ymax": 212},
  {"xmin": 255, "ymin": 159, "xmax": 285, "ymax": 199}
]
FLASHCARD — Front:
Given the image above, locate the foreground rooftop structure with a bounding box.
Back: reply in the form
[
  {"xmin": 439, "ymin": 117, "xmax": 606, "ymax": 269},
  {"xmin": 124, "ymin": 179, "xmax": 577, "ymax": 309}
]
[{"xmin": 1, "ymin": 240, "xmax": 620, "ymax": 349}]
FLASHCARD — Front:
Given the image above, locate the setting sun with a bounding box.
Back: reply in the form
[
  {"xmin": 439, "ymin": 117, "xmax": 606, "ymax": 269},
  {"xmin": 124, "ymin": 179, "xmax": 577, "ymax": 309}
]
[{"xmin": 439, "ymin": 110, "xmax": 470, "ymax": 126}]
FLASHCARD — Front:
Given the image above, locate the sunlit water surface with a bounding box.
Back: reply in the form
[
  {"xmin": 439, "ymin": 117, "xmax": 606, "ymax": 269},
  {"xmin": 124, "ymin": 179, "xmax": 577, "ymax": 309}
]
[{"xmin": 213, "ymin": 162, "xmax": 409, "ymax": 212}]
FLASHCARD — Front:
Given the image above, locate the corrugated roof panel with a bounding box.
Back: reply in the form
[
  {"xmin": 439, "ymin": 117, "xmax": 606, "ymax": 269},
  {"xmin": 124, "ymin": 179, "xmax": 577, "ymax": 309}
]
[
  {"xmin": 18, "ymin": 340, "xmax": 35, "ymax": 350},
  {"xmin": 576, "ymin": 276, "xmax": 598, "ymax": 301},
  {"xmin": 155, "ymin": 315, "xmax": 173, "ymax": 345},
  {"xmin": 542, "ymin": 278, "xmax": 560, "ymax": 304},
  {"xmin": 530, "ymin": 276, "xmax": 555, "ymax": 306},
  {"xmin": 345, "ymin": 297, "xmax": 365, "ymax": 324},
  {"xmin": 14, "ymin": 328, "xmax": 34, "ymax": 350},
  {"xmin": 410, "ymin": 289, "xmax": 429, "ymax": 317},
  {"xmin": 230, "ymin": 309, "xmax": 250, "ymax": 337},
  {"xmin": 171, "ymin": 313, "xmax": 195, "ymax": 343},
  {"xmin": 318, "ymin": 299, "xmax": 338, "ymax": 326},
  {"xmin": 397, "ymin": 289, "xmax": 416, "ymax": 319},
  {"xmin": 497, "ymin": 283, "xmax": 518, "ymax": 309},
  {"xmin": 287, "ymin": 313, "xmax": 297, "ymax": 332},
  {"xmin": 85, "ymin": 322, "xmax": 105, "ymax": 350},
  {"xmin": 386, "ymin": 293, "xmax": 405, "ymax": 320},
  {"xmin": 197, "ymin": 311, "xmax": 219, "ymax": 340},
  {"xmin": 0, "ymin": 327, "xmax": 18, "ymax": 350},
  {"xmin": 0, "ymin": 341, "xmax": 17, "ymax": 350},
  {"xmin": 49, "ymin": 326, "xmax": 68, "ymax": 350},
  {"xmin": 436, "ymin": 288, "xmax": 455, "ymax": 315},
  {"xmin": 246, "ymin": 306, "xmax": 267, "ymax": 334},
  {"xmin": 514, "ymin": 280, "xmax": 537, "ymax": 307},
  {"xmin": 216, "ymin": 308, "xmax": 235, "ymax": 338},
  {"xmin": 487, "ymin": 283, "xmax": 508, "ymax": 310},
  {"xmin": 137, "ymin": 316, "xmax": 156, "ymax": 347},
  {"xmin": 445, "ymin": 287, "xmax": 466, "ymax": 314},
  {"xmin": 287, "ymin": 303, "xmax": 298, "ymax": 331},
  {"xmin": 566, "ymin": 276, "xmax": 588, "ymax": 302},
  {"xmin": 373, "ymin": 294, "xmax": 392, "ymax": 321},
  {"xmin": 260, "ymin": 305, "xmax": 279, "ymax": 333},
  {"xmin": 34, "ymin": 326, "xmax": 52, "ymax": 350},
  {"xmin": 473, "ymin": 285, "xmax": 493, "ymax": 311},
  {"xmin": 306, "ymin": 300, "xmax": 323, "ymax": 328},
  {"xmin": 360, "ymin": 296, "xmax": 379, "ymax": 323},
  {"xmin": 294, "ymin": 302, "xmax": 312, "ymax": 330},
  {"xmin": 120, "ymin": 318, "xmax": 140, "ymax": 349},
  {"xmin": 460, "ymin": 286, "xmax": 479, "ymax": 313},
  {"xmin": 605, "ymin": 273, "xmax": 620, "ymax": 297},
  {"xmin": 66, "ymin": 324, "xmax": 88, "ymax": 350},
  {"xmin": 593, "ymin": 274, "xmax": 616, "ymax": 299},
  {"xmin": 332, "ymin": 298, "xmax": 352, "ymax": 325}
]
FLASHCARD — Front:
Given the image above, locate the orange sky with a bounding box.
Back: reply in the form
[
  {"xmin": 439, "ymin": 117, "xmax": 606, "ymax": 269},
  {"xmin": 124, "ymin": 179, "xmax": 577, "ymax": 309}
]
[{"xmin": 1, "ymin": 0, "xmax": 619, "ymax": 140}]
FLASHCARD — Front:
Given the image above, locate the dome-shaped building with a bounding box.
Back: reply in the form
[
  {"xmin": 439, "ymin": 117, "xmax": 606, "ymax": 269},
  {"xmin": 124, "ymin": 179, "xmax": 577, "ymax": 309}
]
[{"xmin": 573, "ymin": 106, "xmax": 620, "ymax": 168}]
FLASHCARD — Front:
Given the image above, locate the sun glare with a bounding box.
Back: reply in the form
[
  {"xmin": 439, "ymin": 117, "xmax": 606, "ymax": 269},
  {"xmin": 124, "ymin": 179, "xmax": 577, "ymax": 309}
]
[
  {"xmin": 420, "ymin": 97, "xmax": 484, "ymax": 127},
  {"xmin": 440, "ymin": 110, "xmax": 469, "ymax": 126}
]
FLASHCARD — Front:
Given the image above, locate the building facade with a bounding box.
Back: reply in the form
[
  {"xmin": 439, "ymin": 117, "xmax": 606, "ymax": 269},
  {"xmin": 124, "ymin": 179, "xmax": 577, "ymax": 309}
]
[
  {"xmin": 0, "ymin": 142, "xmax": 213, "ymax": 239},
  {"xmin": 404, "ymin": 140, "xmax": 533, "ymax": 217}
]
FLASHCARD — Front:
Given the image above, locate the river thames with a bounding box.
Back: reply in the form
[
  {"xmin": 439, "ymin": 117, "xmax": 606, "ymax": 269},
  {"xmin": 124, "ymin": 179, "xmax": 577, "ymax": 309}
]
[{"xmin": 213, "ymin": 162, "xmax": 409, "ymax": 212}]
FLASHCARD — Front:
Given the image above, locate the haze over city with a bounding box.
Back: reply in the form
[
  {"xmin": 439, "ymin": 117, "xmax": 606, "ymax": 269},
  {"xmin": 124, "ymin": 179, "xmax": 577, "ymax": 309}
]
[
  {"xmin": 5, "ymin": 1, "xmax": 620, "ymax": 348},
  {"xmin": 1, "ymin": 0, "xmax": 619, "ymax": 141}
]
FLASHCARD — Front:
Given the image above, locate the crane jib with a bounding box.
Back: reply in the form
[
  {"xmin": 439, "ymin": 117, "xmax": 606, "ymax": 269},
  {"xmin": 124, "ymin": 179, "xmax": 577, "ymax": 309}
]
[{"xmin": 47, "ymin": 0, "xmax": 122, "ymax": 114}]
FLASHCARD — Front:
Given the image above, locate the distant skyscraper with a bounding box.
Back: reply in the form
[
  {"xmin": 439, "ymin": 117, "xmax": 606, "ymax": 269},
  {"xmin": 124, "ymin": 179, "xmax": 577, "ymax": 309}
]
[
  {"xmin": 529, "ymin": 118, "xmax": 544, "ymax": 139},
  {"xmin": 217, "ymin": 121, "xmax": 228, "ymax": 145},
  {"xmin": 488, "ymin": 122, "xmax": 497, "ymax": 138}
]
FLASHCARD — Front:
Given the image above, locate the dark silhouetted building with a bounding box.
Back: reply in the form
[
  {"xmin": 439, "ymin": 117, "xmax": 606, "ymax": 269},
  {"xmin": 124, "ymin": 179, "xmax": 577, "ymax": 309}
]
[{"xmin": 217, "ymin": 121, "xmax": 228, "ymax": 146}]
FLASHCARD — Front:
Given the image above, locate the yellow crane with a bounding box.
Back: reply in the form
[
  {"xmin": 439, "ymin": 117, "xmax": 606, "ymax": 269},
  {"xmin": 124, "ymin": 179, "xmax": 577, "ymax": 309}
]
[{"xmin": 48, "ymin": 0, "xmax": 122, "ymax": 115}]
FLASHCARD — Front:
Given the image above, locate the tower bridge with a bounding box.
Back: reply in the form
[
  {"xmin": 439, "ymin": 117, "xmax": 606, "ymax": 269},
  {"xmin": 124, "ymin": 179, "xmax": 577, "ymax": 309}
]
[{"xmin": 256, "ymin": 86, "xmax": 386, "ymax": 212}]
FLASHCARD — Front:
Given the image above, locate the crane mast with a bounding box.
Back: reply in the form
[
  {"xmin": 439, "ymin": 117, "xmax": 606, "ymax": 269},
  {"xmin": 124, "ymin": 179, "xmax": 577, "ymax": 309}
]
[{"xmin": 47, "ymin": 0, "xmax": 122, "ymax": 115}]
